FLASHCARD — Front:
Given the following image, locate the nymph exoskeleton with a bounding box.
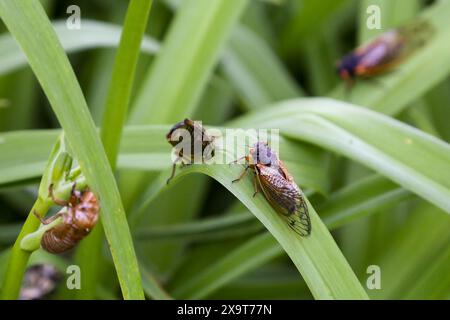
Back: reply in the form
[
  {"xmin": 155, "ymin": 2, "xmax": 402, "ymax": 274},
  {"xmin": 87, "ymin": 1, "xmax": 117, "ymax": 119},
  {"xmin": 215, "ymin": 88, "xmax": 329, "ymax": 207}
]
[
  {"xmin": 166, "ymin": 118, "xmax": 215, "ymax": 184},
  {"xmin": 33, "ymin": 184, "xmax": 99, "ymax": 254}
]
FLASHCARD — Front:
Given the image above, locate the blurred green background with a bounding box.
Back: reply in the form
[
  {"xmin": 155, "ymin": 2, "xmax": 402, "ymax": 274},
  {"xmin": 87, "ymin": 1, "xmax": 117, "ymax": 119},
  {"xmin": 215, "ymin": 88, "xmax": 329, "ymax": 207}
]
[{"xmin": 0, "ymin": 0, "xmax": 449, "ymax": 300}]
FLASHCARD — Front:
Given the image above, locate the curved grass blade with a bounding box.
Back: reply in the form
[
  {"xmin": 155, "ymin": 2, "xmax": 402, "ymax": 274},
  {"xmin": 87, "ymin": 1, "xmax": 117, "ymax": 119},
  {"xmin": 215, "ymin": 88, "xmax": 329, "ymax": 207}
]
[{"xmin": 170, "ymin": 162, "xmax": 368, "ymax": 299}]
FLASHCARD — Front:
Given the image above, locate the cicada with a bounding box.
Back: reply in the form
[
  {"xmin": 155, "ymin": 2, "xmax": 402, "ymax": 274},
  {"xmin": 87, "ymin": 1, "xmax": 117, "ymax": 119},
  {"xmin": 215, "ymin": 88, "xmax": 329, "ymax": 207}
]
[
  {"xmin": 20, "ymin": 264, "xmax": 61, "ymax": 300},
  {"xmin": 231, "ymin": 142, "xmax": 311, "ymax": 237},
  {"xmin": 337, "ymin": 20, "xmax": 433, "ymax": 88},
  {"xmin": 166, "ymin": 118, "xmax": 215, "ymax": 184},
  {"xmin": 34, "ymin": 185, "xmax": 100, "ymax": 254}
]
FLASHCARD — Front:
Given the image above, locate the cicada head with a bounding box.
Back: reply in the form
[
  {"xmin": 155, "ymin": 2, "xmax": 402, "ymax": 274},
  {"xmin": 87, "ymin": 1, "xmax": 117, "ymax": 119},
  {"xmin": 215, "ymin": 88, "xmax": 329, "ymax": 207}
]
[
  {"xmin": 336, "ymin": 53, "xmax": 359, "ymax": 80},
  {"xmin": 250, "ymin": 142, "xmax": 278, "ymax": 167},
  {"xmin": 166, "ymin": 119, "xmax": 189, "ymax": 148}
]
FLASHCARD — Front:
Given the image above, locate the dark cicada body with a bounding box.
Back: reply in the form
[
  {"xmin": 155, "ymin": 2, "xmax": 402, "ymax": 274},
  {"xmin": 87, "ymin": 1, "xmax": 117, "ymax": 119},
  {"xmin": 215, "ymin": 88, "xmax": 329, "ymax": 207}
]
[
  {"xmin": 337, "ymin": 21, "xmax": 432, "ymax": 88},
  {"xmin": 34, "ymin": 186, "xmax": 99, "ymax": 254},
  {"xmin": 20, "ymin": 264, "xmax": 61, "ymax": 300},
  {"xmin": 232, "ymin": 142, "xmax": 311, "ymax": 237},
  {"xmin": 166, "ymin": 118, "xmax": 215, "ymax": 184}
]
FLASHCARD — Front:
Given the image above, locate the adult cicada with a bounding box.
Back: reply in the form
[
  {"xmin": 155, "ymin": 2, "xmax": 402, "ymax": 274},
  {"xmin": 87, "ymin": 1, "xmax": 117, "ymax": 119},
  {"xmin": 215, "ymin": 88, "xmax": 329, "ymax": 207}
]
[
  {"xmin": 231, "ymin": 142, "xmax": 311, "ymax": 237},
  {"xmin": 166, "ymin": 118, "xmax": 215, "ymax": 184},
  {"xmin": 337, "ymin": 20, "xmax": 433, "ymax": 88}
]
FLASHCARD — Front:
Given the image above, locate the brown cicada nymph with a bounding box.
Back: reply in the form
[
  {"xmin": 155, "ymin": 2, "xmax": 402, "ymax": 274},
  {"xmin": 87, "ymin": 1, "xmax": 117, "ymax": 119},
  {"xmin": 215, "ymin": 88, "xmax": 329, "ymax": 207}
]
[
  {"xmin": 166, "ymin": 118, "xmax": 215, "ymax": 184},
  {"xmin": 231, "ymin": 142, "xmax": 311, "ymax": 237},
  {"xmin": 34, "ymin": 185, "xmax": 100, "ymax": 254}
]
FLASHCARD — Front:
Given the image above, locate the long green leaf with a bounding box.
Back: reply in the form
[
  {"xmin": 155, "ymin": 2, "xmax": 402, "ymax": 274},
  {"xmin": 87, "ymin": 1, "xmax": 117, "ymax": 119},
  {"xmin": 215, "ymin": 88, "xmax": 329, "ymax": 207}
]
[
  {"xmin": 222, "ymin": 25, "xmax": 302, "ymax": 110},
  {"xmin": 0, "ymin": 20, "xmax": 159, "ymax": 76},
  {"xmin": 0, "ymin": 127, "xmax": 169, "ymax": 186},
  {"xmin": 75, "ymin": 0, "xmax": 155, "ymax": 300},
  {"xmin": 129, "ymin": 0, "xmax": 249, "ymax": 124},
  {"xmin": 171, "ymin": 162, "xmax": 368, "ymax": 299}
]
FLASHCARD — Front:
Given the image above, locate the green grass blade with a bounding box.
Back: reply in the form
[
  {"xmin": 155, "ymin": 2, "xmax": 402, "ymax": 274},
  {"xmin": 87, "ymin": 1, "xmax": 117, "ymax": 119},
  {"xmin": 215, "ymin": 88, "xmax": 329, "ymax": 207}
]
[
  {"xmin": 0, "ymin": 20, "xmax": 159, "ymax": 76},
  {"xmin": 191, "ymin": 166, "xmax": 368, "ymax": 299},
  {"xmin": 135, "ymin": 212, "xmax": 258, "ymax": 241},
  {"xmin": 76, "ymin": 0, "xmax": 154, "ymax": 300},
  {"xmin": 319, "ymin": 175, "xmax": 412, "ymax": 229},
  {"xmin": 403, "ymin": 243, "xmax": 450, "ymax": 299},
  {"xmin": 140, "ymin": 262, "xmax": 173, "ymax": 300},
  {"xmin": 358, "ymin": 0, "xmax": 421, "ymax": 42},
  {"xmin": 369, "ymin": 202, "xmax": 450, "ymax": 299},
  {"xmin": 167, "ymin": 174, "xmax": 410, "ymax": 299},
  {"xmin": 129, "ymin": 0, "xmax": 249, "ymax": 124},
  {"xmin": 171, "ymin": 233, "xmax": 281, "ymax": 299},
  {"xmin": 222, "ymin": 25, "xmax": 302, "ymax": 110},
  {"xmin": 0, "ymin": 0, "xmax": 143, "ymax": 299},
  {"xmin": 100, "ymin": 0, "xmax": 154, "ymax": 168},
  {"xmin": 0, "ymin": 127, "xmax": 169, "ymax": 186},
  {"xmin": 280, "ymin": 0, "xmax": 349, "ymax": 59}
]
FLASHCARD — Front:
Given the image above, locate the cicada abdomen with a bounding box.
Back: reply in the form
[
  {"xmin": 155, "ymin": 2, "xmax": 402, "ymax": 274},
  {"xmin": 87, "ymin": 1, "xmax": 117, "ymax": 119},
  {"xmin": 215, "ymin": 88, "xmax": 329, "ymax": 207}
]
[{"xmin": 37, "ymin": 187, "xmax": 99, "ymax": 254}]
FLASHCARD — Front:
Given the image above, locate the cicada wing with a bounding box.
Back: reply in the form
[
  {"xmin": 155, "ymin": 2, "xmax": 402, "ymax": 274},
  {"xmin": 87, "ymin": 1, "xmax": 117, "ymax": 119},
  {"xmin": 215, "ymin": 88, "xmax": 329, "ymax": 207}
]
[
  {"xmin": 285, "ymin": 194, "xmax": 311, "ymax": 237},
  {"xmin": 355, "ymin": 31, "xmax": 407, "ymax": 76},
  {"xmin": 256, "ymin": 165, "xmax": 297, "ymax": 215},
  {"xmin": 256, "ymin": 165, "xmax": 311, "ymax": 237}
]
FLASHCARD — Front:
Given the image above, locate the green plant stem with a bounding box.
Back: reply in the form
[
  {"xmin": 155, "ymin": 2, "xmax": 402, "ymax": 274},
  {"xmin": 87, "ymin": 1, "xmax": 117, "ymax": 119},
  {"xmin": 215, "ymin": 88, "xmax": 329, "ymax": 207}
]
[{"xmin": 0, "ymin": 198, "xmax": 52, "ymax": 299}]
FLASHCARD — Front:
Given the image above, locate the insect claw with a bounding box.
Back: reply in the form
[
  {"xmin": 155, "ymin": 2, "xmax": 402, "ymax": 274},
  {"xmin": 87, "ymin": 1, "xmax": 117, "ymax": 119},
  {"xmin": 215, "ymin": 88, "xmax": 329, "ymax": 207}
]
[
  {"xmin": 33, "ymin": 210, "xmax": 46, "ymax": 224},
  {"xmin": 229, "ymin": 156, "xmax": 246, "ymax": 166},
  {"xmin": 232, "ymin": 165, "xmax": 249, "ymax": 184},
  {"xmin": 48, "ymin": 184, "xmax": 69, "ymax": 207},
  {"xmin": 166, "ymin": 163, "xmax": 178, "ymax": 185}
]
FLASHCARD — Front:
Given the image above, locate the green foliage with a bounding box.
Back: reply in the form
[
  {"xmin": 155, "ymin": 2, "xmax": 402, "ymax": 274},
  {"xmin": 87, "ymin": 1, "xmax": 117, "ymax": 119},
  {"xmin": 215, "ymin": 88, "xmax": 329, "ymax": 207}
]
[{"xmin": 0, "ymin": 0, "xmax": 449, "ymax": 300}]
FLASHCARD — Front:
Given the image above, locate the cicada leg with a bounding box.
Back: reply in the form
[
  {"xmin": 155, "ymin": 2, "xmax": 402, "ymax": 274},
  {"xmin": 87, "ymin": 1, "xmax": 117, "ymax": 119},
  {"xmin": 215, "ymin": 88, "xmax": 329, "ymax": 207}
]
[
  {"xmin": 166, "ymin": 157, "xmax": 181, "ymax": 185},
  {"xmin": 48, "ymin": 184, "xmax": 71, "ymax": 207},
  {"xmin": 344, "ymin": 78, "xmax": 355, "ymax": 98},
  {"xmin": 252, "ymin": 173, "xmax": 259, "ymax": 198},
  {"xmin": 364, "ymin": 77, "xmax": 387, "ymax": 89},
  {"xmin": 232, "ymin": 166, "xmax": 249, "ymax": 184},
  {"xmin": 33, "ymin": 210, "xmax": 64, "ymax": 225},
  {"xmin": 229, "ymin": 156, "xmax": 247, "ymax": 165}
]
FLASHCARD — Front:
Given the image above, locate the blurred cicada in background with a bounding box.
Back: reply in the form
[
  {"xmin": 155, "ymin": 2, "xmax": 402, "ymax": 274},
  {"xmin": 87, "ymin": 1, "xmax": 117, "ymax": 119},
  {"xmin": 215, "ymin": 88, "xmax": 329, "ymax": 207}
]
[
  {"xmin": 337, "ymin": 20, "xmax": 434, "ymax": 88},
  {"xmin": 20, "ymin": 264, "xmax": 61, "ymax": 300}
]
